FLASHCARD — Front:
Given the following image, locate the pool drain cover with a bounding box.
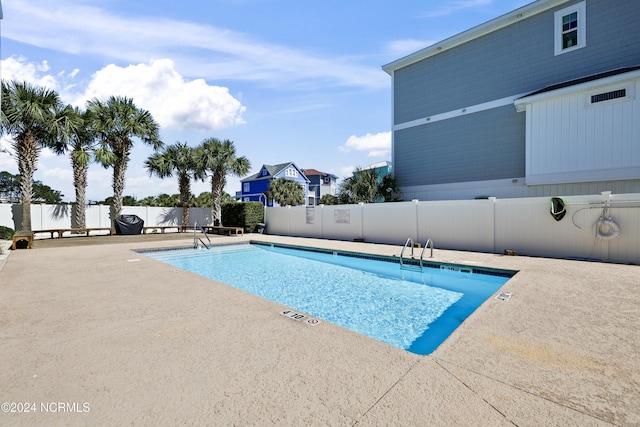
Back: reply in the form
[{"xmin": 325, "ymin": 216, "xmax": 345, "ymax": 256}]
[{"xmin": 495, "ymin": 291, "xmax": 513, "ymax": 301}]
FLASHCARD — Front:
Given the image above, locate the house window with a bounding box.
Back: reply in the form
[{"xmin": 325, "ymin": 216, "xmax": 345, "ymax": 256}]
[
  {"xmin": 285, "ymin": 168, "xmax": 298, "ymax": 178},
  {"xmin": 562, "ymin": 12, "xmax": 578, "ymax": 48},
  {"xmin": 243, "ymin": 183, "xmax": 250, "ymax": 192},
  {"xmin": 554, "ymin": 2, "xmax": 586, "ymax": 55}
]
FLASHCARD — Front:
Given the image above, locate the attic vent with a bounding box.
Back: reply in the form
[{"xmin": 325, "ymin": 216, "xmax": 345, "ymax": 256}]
[{"xmin": 591, "ymin": 89, "xmax": 626, "ymax": 104}]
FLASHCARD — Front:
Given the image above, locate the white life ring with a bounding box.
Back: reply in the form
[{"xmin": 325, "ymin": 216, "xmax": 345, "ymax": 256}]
[{"xmin": 593, "ymin": 217, "xmax": 620, "ymax": 240}]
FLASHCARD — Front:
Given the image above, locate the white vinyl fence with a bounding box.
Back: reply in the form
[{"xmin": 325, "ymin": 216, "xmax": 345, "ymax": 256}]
[
  {"xmin": 264, "ymin": 193, "xmax": 640, "ymax": 264},
  {"xmin": 0, "ymin": 204, "xmax": 215, "ymax": 238},
  {"xmin": 2, "ymin": 193, "xmax": 638, "ymax": 264}
]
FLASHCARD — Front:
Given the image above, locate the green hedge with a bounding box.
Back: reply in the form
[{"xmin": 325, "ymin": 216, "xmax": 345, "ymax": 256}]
[
  {"xmin": 222, "ymin": 202, "xmax": 264, "ymax": 233},
  {"xmin": 0, "ymin": 226, "xmax": 15, "ymax": 240}
]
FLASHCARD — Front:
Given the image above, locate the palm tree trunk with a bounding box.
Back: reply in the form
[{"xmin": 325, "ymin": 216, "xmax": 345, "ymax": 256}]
[
  {"xmin": 210, "ymin": 176, "xmax": 218, "ymax": 226},
  {"xmin": 17, "ymin": 134, "xmax": 38, "ymax": 232},
  {"xmin": 112, "ymin": 157, "xmax": 127, "ymax": 228},
  {"xmin": 178, "ymin": 173, "xmax": 190, "ymax": 226},
  {"xmin": 211, "ymin": 173, "xmax": 225, "ymax": 226},
  {"xmin": 71, "ymin": 157, "xmax": 88, "ymax": 229}
]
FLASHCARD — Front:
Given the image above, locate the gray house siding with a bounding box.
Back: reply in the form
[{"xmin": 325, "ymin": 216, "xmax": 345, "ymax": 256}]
[
  {"xmin": 395, "ymin": 106, "xmax": 525, "ymax": 186},
  {"xmin": 394, "ymin": 0, "xmax": 640, "ymax": 125},
  {"xmin": 391, "ymin": 0, "xmax": 640, "ymax": 199}
]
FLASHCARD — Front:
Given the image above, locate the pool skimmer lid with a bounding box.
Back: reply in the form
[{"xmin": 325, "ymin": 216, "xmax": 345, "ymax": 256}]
[
  {"xmin": 495, "ymin": 291, "xmax": 513, "ymax": 301},
  {"xmin": 280, "ymin": 310, "xmax": 321, "ymax": 326}
]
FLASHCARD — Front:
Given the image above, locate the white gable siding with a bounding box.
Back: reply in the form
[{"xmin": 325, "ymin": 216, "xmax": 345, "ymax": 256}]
[{"xmin": 518, "ymin": 75, "xmax": 640, "ymax": 185}]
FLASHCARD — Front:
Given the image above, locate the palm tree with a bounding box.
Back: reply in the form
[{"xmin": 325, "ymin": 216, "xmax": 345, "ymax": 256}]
[
  {"xmin": 318, "ymin": 194, "xmax": 339, "ymax": 205},
  {"xmin": 338, "ymin": 168, "xmax": 402, "ymax": 204},
  {"xmin": 376, "ymin": 173, "xmax": 402, "ymax": 202},
  {"xmin": 192, "ymin": 191, "xmax": 212, "ymax": 208},
  {"xmin": 138, "ymin": 196, "xmax": 158, "ymax": 206},
  {"xmin": 267, "ymin": 178, "xmax": 305, "ymax": 206},
  {"xmin": 338, "ymin": 168, "xmax": 379, "ymax": 204},
  {"xmin": 1, "ymin": 80, "xmax": 66, "ymax": 231},
  {"xmin": 0, "ymin": 171, "xmax": 20, "ymax": 203},
  {"xmin": 154, "ymin": 193, "xmax": 180, "ymax": 207},
  {"xmin": 60, "ymin": 106, "xmax": 96, "ymax": 228},
  {"xmin": 122, "ymin": 195, "xmax": 139, "ymax": 206},
  {"xmin": 145, "ymin": 142, "xmax": 198, "ymax": 226},
  {"xmin": 88, "ymin": 96, "xmax": 162, "ymax": 226},
  {"xmin": 220, "ymin": 192, "xmax": 235, "ymax": 204},
  {"xmin": 196, "ymin": 138, "xmax": 250, "ymax": 226}
]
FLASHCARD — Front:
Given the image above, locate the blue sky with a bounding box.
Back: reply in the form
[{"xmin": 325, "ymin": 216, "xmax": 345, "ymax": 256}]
[{"xmin": 0, "ymin": 0, "xmax": 531, "ymax": 202}]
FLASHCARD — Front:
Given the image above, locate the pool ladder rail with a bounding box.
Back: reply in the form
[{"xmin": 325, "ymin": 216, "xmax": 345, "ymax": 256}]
[
  {"xmin": 399, "ymin": 237, "xmax": 434, "ymax": 271},
  {"xmin": 193, "ymin": 222, "xmax": 212, "ymax": 250}
]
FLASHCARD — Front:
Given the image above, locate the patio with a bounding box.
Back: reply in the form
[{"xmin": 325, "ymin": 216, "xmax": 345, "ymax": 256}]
[{"xmin": 0, "ymin": 234, "xmax": 638, "ymax": 426}]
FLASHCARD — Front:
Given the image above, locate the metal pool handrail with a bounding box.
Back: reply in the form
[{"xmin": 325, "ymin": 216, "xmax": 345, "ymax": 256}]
[
  {"xmin": 193, "ymin": 222, "xmax": 211, "ymax": 250},
  {"xmin": 400, "ymin": 237, "xmax": 414, "ymax": 267},
  {"xmin": 420, "ymin": 239, "xmax": 434, "ymax": 268},
  {"xmin": 400, "ymin": 237, "xmax": 433, "ymax": 271}
]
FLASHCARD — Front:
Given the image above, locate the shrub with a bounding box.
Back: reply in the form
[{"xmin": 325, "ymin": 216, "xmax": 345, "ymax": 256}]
[
  {"xmin": 222, "ymin": 202, "xmax": 264, "ymax": 233},
  {"xmin": 0, "ymin": 226, "xmax": 15, "ymax": 240}
]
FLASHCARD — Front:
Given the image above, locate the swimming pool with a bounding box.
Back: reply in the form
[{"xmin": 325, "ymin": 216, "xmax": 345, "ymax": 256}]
[{"xmin": 142, "ymin": 243, "xmax": 514, "ymax": 355}]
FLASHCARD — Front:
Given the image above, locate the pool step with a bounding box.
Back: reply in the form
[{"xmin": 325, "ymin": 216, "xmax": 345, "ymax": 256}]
[
  {"xmin": 399, "ymin": 237, "xmax": 434, "ymax": 272},
  {"xmin": 400, "ymin": 262, "xmax": 422, "ymax": 272}
]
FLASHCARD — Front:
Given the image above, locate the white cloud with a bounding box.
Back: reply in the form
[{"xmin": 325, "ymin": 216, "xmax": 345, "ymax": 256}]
[
  {"xmin": 125, "ymin": 174, "xmax": 174, "ymax": 198},
  {"xmin": 0, "ymin": 138, "xmax": 18, "ymax": 173},
  {"xmin": 385, "ymin": 39, "xmax": 437, "ymax": 58},
  {"xmin": 421, "ymin": 0, "xmax": 494, "ymax": 18},
  {"xmin": 339, "ymin": 165, "xmax": 356, "ymax": 179},
  {"xmin": 86, "ymin": 168, "xmax": 112, "ymax": 195},
  {"xmin": 340, "ymin": 132, "xmax": 391, "ymax": 158},
  {"xmin": 75, "ymin": 59, "xmax": 246, "ymax": 131},
  {"xmin": 38, "ymin": 60, "xmax": 51, "ymax": 72},
  {"xmin": 2, "ymin": 57, "xmax": 246, "ymax": 132},
  {"xmin": 0, "ymin": 137, "xmax": 15, "ymax": 155},
  {"xmin": 39, "ymin": 147, "xmax": 59, "ymax": 159},
  {"xmin": 41, "ymin": 167, "xmax": 72, "ymax": 181},
  {"xmin": 3, "ymin": 0, "xmax": 387, "ymax": 90},
  {"xmin": 1, "ymin": 56, "xmax": 60, "ymax": 90}
]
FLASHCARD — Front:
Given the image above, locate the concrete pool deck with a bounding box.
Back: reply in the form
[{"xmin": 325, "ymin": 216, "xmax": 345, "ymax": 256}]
[{"xmin": 0, "ymin": 233, "xmax": 638, "ymax": 426}]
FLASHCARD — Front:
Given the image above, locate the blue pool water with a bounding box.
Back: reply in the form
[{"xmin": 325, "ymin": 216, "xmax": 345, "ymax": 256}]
[{"xmin": 142, "ymin": 243, "xmax": 513, "ymax": 355}]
